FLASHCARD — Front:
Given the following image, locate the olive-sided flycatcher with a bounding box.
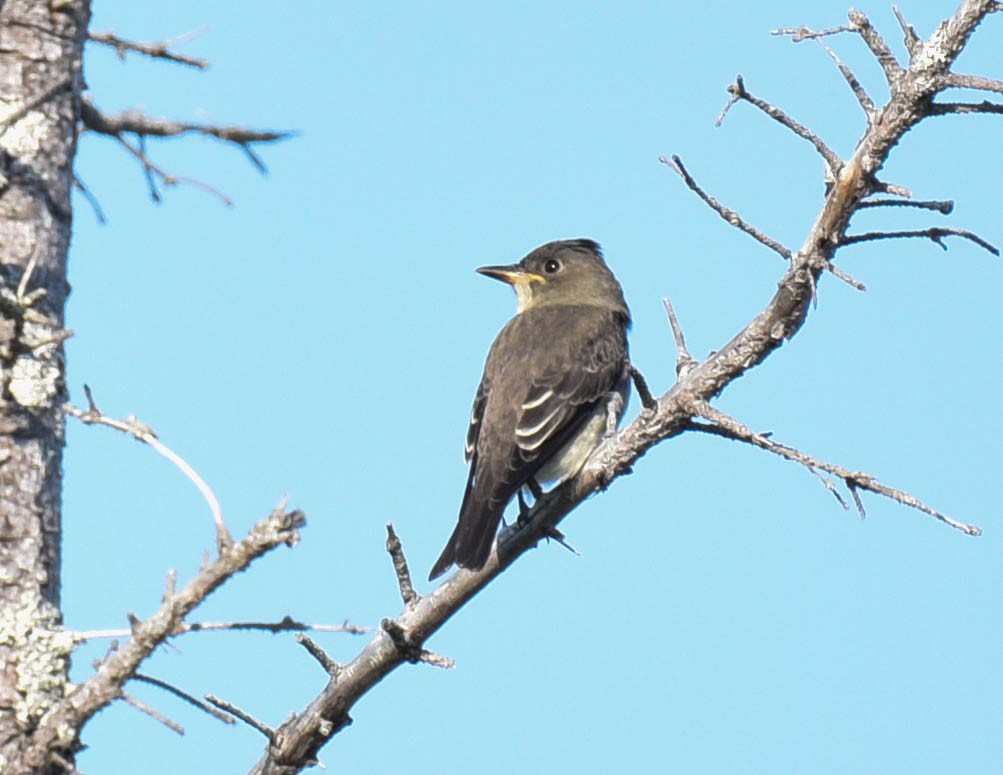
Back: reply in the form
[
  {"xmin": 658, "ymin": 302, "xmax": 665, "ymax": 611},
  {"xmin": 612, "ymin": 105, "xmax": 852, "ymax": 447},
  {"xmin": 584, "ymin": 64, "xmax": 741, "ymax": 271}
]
[{"xmin": 429, "ymin": 239, "xmax": 631, "ymax": 579}]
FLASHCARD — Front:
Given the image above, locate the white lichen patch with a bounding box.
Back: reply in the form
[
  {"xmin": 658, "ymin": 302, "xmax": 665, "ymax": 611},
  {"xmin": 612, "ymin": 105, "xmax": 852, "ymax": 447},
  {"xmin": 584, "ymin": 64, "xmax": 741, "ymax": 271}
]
[
  {"xmin": 0, "ymin": 101, "xmax": 47, "ymax": 160},
  {"xmin": 9, "ymin": 356, "xmax": 60, "ymax": 407},
  {"xmin": 0, "ymin": 593, "xmax": 73, "ymax": 729}
]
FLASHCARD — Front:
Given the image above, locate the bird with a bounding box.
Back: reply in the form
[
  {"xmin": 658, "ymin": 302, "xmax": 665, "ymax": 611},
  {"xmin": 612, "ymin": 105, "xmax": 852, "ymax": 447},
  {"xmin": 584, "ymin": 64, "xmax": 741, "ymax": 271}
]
[{"xmin": 429, "ymin": 238, "xmax": 631, "ymax": 580}]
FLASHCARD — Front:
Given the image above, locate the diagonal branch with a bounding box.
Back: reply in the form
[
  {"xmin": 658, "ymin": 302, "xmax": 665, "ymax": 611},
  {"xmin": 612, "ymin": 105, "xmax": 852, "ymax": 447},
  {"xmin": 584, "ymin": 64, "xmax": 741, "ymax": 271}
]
[
  {"xmin": 848, "ymin": 10, "xmax": 904, "ymax": 82},
  {"xmin": 716, "ymin": 75, "xmax": 842, "ymax": 173},
  {"xmin": 245, "ymin": 3, "xmax": 997, "ymax": 772},
  {"xmin": 683, "ymin": 404, "xmax": 981, "ymax": 535},
  {"xmin": 659, "ymin": 154, "xmax": 792, "ymax": 259},
  {"xmin": 26, "ymin": 505, "xmax": 305, "ymax": 767}
]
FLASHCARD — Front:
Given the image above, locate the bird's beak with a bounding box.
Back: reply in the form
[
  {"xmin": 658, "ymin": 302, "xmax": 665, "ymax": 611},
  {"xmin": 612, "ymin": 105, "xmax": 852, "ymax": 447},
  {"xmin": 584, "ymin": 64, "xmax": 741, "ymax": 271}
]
[{"xmin": 477, "ymin": 264, "xmax": 545, "ymax": 285}]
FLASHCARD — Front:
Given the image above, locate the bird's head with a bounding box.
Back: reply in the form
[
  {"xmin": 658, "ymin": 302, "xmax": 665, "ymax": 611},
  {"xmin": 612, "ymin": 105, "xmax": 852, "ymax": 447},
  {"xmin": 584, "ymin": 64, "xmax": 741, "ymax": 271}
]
[{"xmin": 477, "ymin": 239, "xmax": 630, "ymax": 320}]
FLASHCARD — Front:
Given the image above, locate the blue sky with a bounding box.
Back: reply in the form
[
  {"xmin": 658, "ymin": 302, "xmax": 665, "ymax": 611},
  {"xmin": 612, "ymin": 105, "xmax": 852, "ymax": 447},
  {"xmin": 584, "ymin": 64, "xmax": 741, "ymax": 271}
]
[{"xmin": 64, "ymin": 2, "xmax": 1001, "ymax": 773}]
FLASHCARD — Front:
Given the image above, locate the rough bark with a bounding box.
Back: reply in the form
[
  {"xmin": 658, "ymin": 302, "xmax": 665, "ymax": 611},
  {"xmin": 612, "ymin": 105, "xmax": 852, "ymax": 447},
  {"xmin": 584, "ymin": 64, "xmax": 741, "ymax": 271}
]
[{"xmin": 0, "ymin": 1, "xmax": 90, "ymax": 771}]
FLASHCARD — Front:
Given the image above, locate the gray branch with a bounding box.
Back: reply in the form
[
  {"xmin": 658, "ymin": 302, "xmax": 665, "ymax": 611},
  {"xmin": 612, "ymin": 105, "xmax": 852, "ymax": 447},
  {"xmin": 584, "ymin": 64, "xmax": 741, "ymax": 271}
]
[{"xmin": 245, "ymin": 2, "xmax": 999, "ymax": 772}]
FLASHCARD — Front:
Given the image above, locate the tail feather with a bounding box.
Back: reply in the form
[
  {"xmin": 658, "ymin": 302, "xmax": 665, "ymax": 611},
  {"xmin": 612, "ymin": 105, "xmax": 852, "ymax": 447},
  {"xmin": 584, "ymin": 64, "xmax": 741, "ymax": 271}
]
[{"xmin": 429, "ymin": 477, "xmax": 506, "ymax": 579}]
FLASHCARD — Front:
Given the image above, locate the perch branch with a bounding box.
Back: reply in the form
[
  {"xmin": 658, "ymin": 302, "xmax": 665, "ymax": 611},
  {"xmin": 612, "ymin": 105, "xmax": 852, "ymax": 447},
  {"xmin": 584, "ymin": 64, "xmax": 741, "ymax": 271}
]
[{"xmin": 246, "ymin": 3, "xmax": 996, "ymax": 772}]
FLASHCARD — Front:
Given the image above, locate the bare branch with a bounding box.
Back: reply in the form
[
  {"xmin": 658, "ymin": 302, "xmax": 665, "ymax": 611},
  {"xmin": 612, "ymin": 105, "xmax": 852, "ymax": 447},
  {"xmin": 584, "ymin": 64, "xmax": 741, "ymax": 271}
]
[
  {"xmin": 662, "ymin": 298, "xmax": 697, "ymax": 378},
  {"xmin": 848, "ymin": 10, "xmax": 904, "ymax": 82},
  {"xmin": 133, "ymin": 674, "xmax": 235, "ymax": 724},
  {"xmin": 717, "ymin": 76, "xmax": 842, "ymax": 173},
  {"xmin": 385, "ymin": 524, "xmax": 420, "ymax": 608},
  {"xmin": 205, "ymin": 695, "xmax": 275, "ymax": 742},
  {"xmin": 74, "ymin": 617, "xmax": 370, "ymax": 642},
  {"xmin": 88, "ymin": 29, "xmax": 209, "ymax": 69},
  {"xmin": 858, "ymin": 198, "xmax": 954, "ymax": 214},
  {"xmin": 813, "ymin": 37, "xmax": 877, "ymax": 117},
  {"xmin": 72, "ymin": 174, "xmax": 107, "ymax": 224},
  {"xmin": 659, "ymin": 155, "xmax": 792, "ymax": 259},
  {"xmin": 822, "ymin": 260, "xmax": 866, "ymax": 291},
  {"xmin": 941, "ymin": 72, "xmax": 1003, "ymax": 94},
  {"xmin": 26, "ymin": 504, "xmax": 304, "ymax": 761},
  {"xmin": 771, "ymin": 25, "xmax": 854, "ymax": 41},
  {"xmin": 929, "ymin": 100, "xmax": 1003, "ymax": 116},
  {"xmin": 296, "ymin": 634, "xmax": 343, "ymax": 678},
  {"xmin": 64, "ymin": 387, "xmax": 232, "ymax": 550},
  {"xmin": 80, "ymin": 97, "xmax": 291, "ymax": 154},
  {"xmin": 684, "ymin": 402, "xmax": 981, "ymax": 536},
  {"xmin": 892, "ymin": 6, "xmax": 923, "ymax": 58},
  {"xmin": 840, "ymin": 227, "xmax": 999, "ymax": 256},
  {"xmin": 120, "ymin": 692, "xmax": 184, "ymax": 735}
]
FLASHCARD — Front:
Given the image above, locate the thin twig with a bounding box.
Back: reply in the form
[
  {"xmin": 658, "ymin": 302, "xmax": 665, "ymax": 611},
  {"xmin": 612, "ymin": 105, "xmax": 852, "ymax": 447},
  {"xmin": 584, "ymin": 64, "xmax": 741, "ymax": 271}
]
[
  {"xmin": 821, "ymin": 260, "xmax": 867, "ymax": 291},
  {"xmin": 659, "ymin": 155, "xmax": 792, "ymax": 259},
  {"xmin": 771, "ymin": 25, "xmax": 854, "ymax": 41},
  {"xmin": 717, "ymin": 76, "xmax": 842, "ymax": 173},
  {"xmin": 662, "ymin": 298, "xmax": 697, "ymax": 378},
  {"xmin": 892, "ymin": 6, "xmax": 922, "ymax": 58},
  {"xmin": 73, "ymin": 175, "xmax": 107, "ymax": 224},
  {"xmin": 385, "ymin": 523, "xmax": 419, "ymax": 608},
  {"xmin": 872, "ymin": 179, "xmax": 913, "ymax": 198},
  {"xmin": 381, "ymin": 619, "xmax": 454, "ymax": 669},
  {"xmin": 64, "ymin": 386, "xmax": 232, "ymax": 550},
  {"xmin": 114, "ymin": 132, "xmax": 234, "ymax": 206},
  {"xmin": 848, "ymin": 10, "xmax": 904, "ymax": 83},
  {"xmin": 813, "ymin": 37, "xmax": 876, "ymax": 117},
  {"xmin": 120, "ymin": 692, "xmax": 184, "ymax": 735},
  {"xmin": 858, "ymin": 198, "xmax": 953, "ymax": 214},
  {"xmin": 840, "ymin": 228, "xmax": 999, "ymax": 256},
  {"xmin": 74, "ymin": 618, "xmax": 370, "ymax": 642},
  {"xmin": 929, "ymin": 100, "xmax": 1003, "ymax": 116},
  {"xmin": 205, "ymin": 695, "xmax": 275, "ymax": 742},
  {"xmin": 684, "ymin": 404, "xmax": 981, "ymax": 536},
  {"xmin": 88, "ymin": 29, "xmax": 209, "ymax": 69},
  {"xmin": 133, "ymin": 674, "xmax": 235, "ymax": 724},
  {"xmin": 296, "ymin": 634, "xmax": 343, "ymax": 678}
]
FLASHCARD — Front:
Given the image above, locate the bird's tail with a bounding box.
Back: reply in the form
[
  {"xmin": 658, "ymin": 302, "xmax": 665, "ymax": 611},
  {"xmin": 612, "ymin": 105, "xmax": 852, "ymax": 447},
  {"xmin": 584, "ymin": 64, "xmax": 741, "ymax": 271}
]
[{"xmin": 429, "ymin": 473, "xmax": 504, "ymax": 580}]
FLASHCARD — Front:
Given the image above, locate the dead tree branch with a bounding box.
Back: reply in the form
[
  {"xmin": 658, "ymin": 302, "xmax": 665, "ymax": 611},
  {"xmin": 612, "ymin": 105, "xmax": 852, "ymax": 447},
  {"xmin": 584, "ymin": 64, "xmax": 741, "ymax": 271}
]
[
  {"xmin": 88, "ymin": 29, "xmax": 209, "ymax": 69},
  {"xmin": 65, "ymin": 386, "xmax": 232, "ymax": 551},
  {"xmin": 245, "ymin": 3, "xmax": 998, "ymax": 771},
  {"xmin": 24, "ymin": 505, "xmax": 305, "ymax": 768},
  {"xmin": 839, "ymin": 227, "xmax": 999, "ymax": 256},
  {"xmin": 78, "ymin": 95, "xmax": 292, "ymax": 204},
  {"xmin": 659, "ymin": 154, "xmax": 792, "ymax": 259},
  {"xmin": 683, "ymin": 404, "xmax": 981, "ymax": 535}
]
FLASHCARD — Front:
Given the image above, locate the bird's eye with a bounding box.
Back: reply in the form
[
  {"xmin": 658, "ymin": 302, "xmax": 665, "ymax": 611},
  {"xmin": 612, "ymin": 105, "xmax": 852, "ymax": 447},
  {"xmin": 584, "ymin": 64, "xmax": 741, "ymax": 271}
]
[{"xmin": 543, "ymin": 258, "xmax": 562, "ymax": 274}]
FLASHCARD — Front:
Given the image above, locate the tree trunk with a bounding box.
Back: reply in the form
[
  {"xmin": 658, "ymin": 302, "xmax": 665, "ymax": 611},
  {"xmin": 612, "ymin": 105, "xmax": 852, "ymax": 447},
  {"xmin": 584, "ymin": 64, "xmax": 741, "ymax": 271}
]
[{"xmin": 0, "ymin": 1, "xmax": 89, "ymax": 771}]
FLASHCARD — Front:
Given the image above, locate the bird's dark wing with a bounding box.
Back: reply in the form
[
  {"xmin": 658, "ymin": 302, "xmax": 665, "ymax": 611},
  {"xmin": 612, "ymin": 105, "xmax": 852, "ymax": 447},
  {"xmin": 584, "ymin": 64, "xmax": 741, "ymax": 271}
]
[{"xmin": 429, "ymin": 306, "xmax": 628, "ymax": 579}]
